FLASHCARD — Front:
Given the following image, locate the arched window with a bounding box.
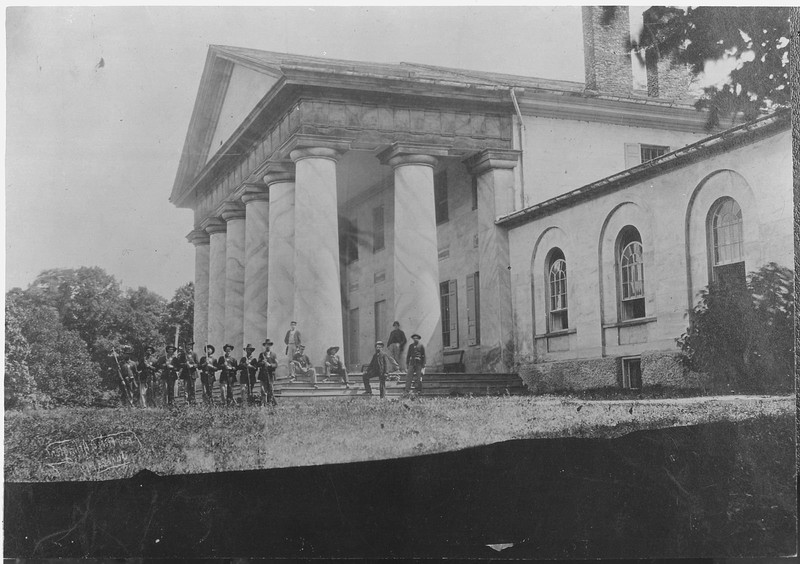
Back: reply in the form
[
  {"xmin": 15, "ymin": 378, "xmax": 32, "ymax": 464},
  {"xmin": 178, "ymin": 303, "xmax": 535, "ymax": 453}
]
[
  {"xmin": 708, "ymin": 197, "xmax": 745, "ymax": 288},
  {"xmin": 547, "ymin": 249, "xmax": 568, "ymax": 331},
  {"xmin": 617, "ymin": 227, "xmax": 645, "ymax": 320}
]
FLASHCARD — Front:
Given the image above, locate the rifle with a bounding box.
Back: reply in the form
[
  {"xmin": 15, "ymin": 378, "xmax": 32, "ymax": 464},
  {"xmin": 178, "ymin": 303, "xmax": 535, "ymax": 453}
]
[{"xmin": 111, "ymin": 349, "xmax": 134, "ymax": 408}]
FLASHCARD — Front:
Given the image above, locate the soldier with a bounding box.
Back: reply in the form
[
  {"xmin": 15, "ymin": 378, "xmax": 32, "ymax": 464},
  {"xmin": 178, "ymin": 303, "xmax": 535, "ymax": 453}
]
[
  {"xmin": 289, "ymin": 344, "xmax": 317, "ymax": 387},
  {"xmin": 118, "ymin": 345, "xmax": 140, "ymax": 407},
  {"xmin": 362, "ymin": 341, "xmax": 389, "ymax": 398},
  {"xmin": 139, "ymin": 345, "xmax": 158, "ymax": 407},
  {"xmin": 216, "ymin": 344, "xmax": 238, "ymax": 406},
  {"xmin": 198, "ymin": 345, "xmax": 218, "ymax": 404},
  {"xmin": 405, "ymin": 333, "xmax": 426, "ymax": 396},
  {"xmin": 239, "ymin": 343, "xmax": 258, "ymax": 405},
  {"xmin": 179, "ymin": 341, "xmax": 200, "ymax": 406},
  {"xmin": 386, "ymin": 321, "xmax": 407, "ymax": 372},
  {"xmin": 323, "ymin": 346, "xmax": 350, "ymax": 388},
  {"xmin": 257, "ymin": 339, "xmax": 279, "ymax": 407},
  {"xmin": 284, "ymin": 321, "xmax": 301, "ymax": 359},
  {"xmin": 154, "ymin": 344, "xmax": 179, "ymax": 407}
]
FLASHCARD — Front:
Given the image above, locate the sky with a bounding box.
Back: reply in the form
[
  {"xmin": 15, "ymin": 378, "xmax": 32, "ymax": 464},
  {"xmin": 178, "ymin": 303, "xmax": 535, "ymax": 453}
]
[{"xmin": 4, "ymin": 5, "xmax": 684, "ymax": 299}]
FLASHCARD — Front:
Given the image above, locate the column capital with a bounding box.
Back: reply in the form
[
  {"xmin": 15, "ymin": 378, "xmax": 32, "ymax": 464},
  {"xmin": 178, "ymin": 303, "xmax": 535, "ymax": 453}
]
[
  {"xmin": 186, "ymin": 229, "xmax": 210, "ymax": 246},
  {"xmin": 377, "ymin": 143, "xmax": 449, "ymax": 169},
  {"xmin": 262, "ymin": 160, "xmax": 296, "ymax": 187},
  {"xmin": 282, "ymin": 133, "xmax": 351, "ymax": 160},
  {"xmin": 220, "ymin": 201, "xmax": 246, "ymax": 222},
  {"xmin": 463, "ymin": 149, "xmax": 521, "ymax": 175},
  {"xmin": 201, "ymin": 217, "xmax": 227, "ymax": 235},
  {"xmin": 289, "ymin": 147, "xmax": 341, "ymax": 163},
  {"xmin": 241, "ymin": 182, "xmax": 269, "ymax": 205}
]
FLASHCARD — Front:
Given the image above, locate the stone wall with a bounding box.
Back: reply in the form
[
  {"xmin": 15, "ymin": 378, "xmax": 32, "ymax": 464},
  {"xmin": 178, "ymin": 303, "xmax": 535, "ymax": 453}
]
[{"xmin": 581, "ymin": 6, "xmax": 633, "ymax": 95}]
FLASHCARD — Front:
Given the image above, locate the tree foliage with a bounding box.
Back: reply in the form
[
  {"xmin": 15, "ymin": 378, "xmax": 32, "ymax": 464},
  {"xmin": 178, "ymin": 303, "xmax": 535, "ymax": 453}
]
[
  {"xmin": 4, "ymin": 292, "xmax": 37, "ymax": 408},
  {"xmin": 160, "ymin": 282, "xmax": 194, "ymax": 347},
  {"xmin": 631, "ymin": 7, "xmax": 791, "ymax": 128},
  {"xmin": 677, "ymin": 263, "xmax": 794, "ymax": 393}
]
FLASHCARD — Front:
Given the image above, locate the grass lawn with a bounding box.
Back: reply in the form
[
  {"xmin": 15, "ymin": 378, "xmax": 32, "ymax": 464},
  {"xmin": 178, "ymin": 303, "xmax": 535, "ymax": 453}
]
[{"xmin": 4, "ymin": 394, "xmax": 794, "ymax": 482}]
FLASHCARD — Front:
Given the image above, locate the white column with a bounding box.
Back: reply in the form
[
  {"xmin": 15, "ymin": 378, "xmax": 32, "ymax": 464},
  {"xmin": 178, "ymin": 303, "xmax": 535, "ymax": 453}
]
[
  {"xmin": 264, "ymin": 162, "xmax": 296, "ymax": 372},
  {"xmin": 466, "ymin": 149, "xmax": 519, "ymax": 372},
  {"xmin": 222, "ymin": 202, "xmax": 246, "ymax": 354},
  {"xmin": 379, "ymin": 146, "xmax": 443, "ymax": 366},
  {"xmin": 187, "ymin": 230, "xmax": 210, "ymax": 349},
  {"xmin": 289, "ymin": 147, "xmax": 344, "ymax": 367},
  {"xmin": 203, "ymin": 218, "xmax": 227, "ymax": 350},
  {"xmin": 242, "ymin": 183, "xmax": 270, "ymax": 347}
]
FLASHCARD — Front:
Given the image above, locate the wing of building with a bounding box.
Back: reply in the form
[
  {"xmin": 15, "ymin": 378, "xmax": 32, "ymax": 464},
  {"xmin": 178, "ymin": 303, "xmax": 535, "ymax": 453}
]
[{"xmin": 171, "ymin": 7, "xmax": 792, "ymax": 389}]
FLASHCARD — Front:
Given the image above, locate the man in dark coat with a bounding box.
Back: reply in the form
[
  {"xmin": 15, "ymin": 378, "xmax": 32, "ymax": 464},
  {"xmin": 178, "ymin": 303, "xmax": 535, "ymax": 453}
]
[
  {"xmin": 198, "ymin": 345, "xmax": 218, "ymax": 404},
  {"xmin": 324, "ymin": 345, "xmax": 350, "ymax": 387},
  {"xmin": 155, "ymin": 344, "xmax": 179, "ymax": 406},
  {"xmin": 405, "ymin": 333, "xmax": 426, "ymax": 395},
  {"xmin": 386, "ymin": 321, "xmax": 407, "ymax": 372},
  {"xmin": 363, "ymin": 341, "xmax": 389, "ymax": 398},
  {"xmin": 239, "ymin": 343, "xmax": 258, "ymax": 405},
  {"xmin": 118, "ymin": 345, "xmax": 140, "ymax": 407},
  {"xmin": 139, "ymin": 345, "xmax": 158, "ymax": 407},
  {"xmin": 178, "ymin": 341, "xmax": 199, "ymax": 406},
  {"xmin": 289, "ymin": 344, "xmax": 317, "ymax": 387},
  {"xmin": 216, "ymin": 344, "xmax": 238, "ymax": 406},
  {"xmin": 284, "ymin": 321, "xmax": 302, "ymax": 359},
  {"xmin": 257, "ymin": 339, "xmax": 278, "ymax": 406}
]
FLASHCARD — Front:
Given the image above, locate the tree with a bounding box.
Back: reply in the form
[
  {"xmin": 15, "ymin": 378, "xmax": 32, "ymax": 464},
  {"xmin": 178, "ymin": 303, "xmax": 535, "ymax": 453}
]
[
  {"xmin": 160, "ymin": 282, "xmax": 194, "ymax": 347},
  {"xmin": 4, "ymin": 291, "xmax": 37, "ymax": 408},
  {"xmin": 677, "ymin": 263, "xmax": 793, "ymax": 393},
  {"xmin": 631, "ymin": 7, "xmax": 791, "ymax": 129}
]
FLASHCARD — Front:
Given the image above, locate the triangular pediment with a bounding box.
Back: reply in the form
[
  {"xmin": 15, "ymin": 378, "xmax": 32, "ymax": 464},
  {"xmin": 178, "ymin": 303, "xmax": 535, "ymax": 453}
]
[{"xmin": 170, "ymin": 46, "xmax": 285, "ymax": 204}]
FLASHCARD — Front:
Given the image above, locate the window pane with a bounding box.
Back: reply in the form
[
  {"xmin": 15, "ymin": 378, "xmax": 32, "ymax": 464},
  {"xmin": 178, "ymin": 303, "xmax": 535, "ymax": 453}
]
[{"xmin": 712, "ymin": 198, "xmax": 744, "ymax": 266}]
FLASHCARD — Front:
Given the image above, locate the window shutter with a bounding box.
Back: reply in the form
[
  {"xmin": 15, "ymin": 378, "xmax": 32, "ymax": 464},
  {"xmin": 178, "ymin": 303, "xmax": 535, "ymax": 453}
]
[
  {"xmin": 466, "ymin": 272, "xmax": 480, "ymax": 346},
  {"xmin": 449, "ymin": 280, "xmax": 459, "ymax": 348},
  {"xmin": 624, "ymin": 143, "xmax": 641, "ymax": 169}
]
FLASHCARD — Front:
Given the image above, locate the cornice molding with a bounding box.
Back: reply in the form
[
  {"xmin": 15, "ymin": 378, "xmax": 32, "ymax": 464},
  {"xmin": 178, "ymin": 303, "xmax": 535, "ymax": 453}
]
[{"xmin": 463, "ymin": 148, "xmax": 521, "ymax": 175}]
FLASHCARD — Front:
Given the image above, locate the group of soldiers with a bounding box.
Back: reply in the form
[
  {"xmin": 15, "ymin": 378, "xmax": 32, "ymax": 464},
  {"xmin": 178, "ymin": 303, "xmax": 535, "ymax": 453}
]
[
  {"xmin": 114, "ymin": 338, "xmax": 279, "ymax": 408},
  {"xmin": 112, "ymin": 319, "xmax": 428, "ymax": 407}
]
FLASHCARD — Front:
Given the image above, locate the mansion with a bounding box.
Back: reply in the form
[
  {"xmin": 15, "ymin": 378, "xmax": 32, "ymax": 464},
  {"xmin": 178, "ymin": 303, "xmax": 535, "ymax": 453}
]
[{"xmin": 171, "ymin": 7, "xmax": 792, "ymax": 388}]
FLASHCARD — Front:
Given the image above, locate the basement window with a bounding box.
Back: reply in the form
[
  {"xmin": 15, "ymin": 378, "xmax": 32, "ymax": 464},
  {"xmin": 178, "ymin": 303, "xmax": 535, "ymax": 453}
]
[{"xmin": 622, "ymin": 357, "xmax": 642, "ymax": 390}]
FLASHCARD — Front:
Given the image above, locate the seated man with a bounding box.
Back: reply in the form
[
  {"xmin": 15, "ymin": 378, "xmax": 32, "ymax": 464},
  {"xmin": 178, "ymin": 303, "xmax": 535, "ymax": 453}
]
[
  {"xmin": 323, "ymin": 346, "xmax": 350, "ymax": 388},
  {"xmin": 289, "ymin": 344, "xmax": 318, "ymax": 387}
]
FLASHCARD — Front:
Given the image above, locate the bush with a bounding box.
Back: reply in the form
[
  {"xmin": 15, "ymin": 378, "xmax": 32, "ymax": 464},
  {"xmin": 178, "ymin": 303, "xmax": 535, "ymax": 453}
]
[{"xmin": 677, "ymin": 263, "xmax": 793, "ymax": 394}]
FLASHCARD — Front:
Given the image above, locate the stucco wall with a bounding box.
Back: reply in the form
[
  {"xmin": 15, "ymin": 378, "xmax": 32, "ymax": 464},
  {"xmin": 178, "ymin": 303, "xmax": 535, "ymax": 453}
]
[{"xmin": 509, "ymin": 127, "xmax": 792, "ymax": 370}]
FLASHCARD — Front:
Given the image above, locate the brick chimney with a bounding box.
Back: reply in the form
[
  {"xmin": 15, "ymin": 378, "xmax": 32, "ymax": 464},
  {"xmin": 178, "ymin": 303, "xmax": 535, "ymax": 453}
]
[
  {"xmin": 582, "ymin": 6, "xmax": 633, "ymax": 96},
  {"xmin": 643, "ymin": 7, "xmax": 695, "ymax": 100}
]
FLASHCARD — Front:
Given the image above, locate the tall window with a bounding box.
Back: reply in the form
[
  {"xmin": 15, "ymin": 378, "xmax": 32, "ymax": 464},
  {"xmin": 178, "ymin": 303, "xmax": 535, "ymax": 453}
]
[
  {"xmin": 547, "ymin": 249, "xmax": 568, "ymax": 331},
  {"xmin": 372, "ymin": 205, "xmax": 385, "ymax": 252},
  {"xmin": 618, "ymin": 226, "xmax": 645, "ymax": 320},
  {"xmin": 466, "ymin": 272, "xmax": 480, "ymax": 345},
  {"xmin": 435, "ymin": 170, "xmax": 449, "ymax": 224},
  {"xmin": 471, "ymin": 175, "xmax": 479, "ymax": 210},
  {"xmin": 709, "ymin": 197, "xmax": 745, "ymax": 288},
  {"xmin": 440, "ymin": 280, "xmax": 458, "ymax": 348},
  {"xmin": 374, "ymin": 300, "xmax": 386, "ymax": 343},
  {"xmin": 342, "ymin": 217, "xmax": 359, "ymax": 264}
]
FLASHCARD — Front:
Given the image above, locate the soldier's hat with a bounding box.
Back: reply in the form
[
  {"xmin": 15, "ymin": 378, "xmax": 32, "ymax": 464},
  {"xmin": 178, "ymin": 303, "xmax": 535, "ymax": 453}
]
[
  {"xmin": 245, "ymin": 343, "xmax": 256, "ymax": 351},
  {"xmin": 205, "ymin": 344, "xmax": 216, "ymax": 355},
  {"xmin": 121, "ymin": 345, "xmax": 133, "ymax": 354},
  {"xmin": 165, "ymin": 344, "xmax": 177, "ymax": 352},
  {"xmin": 144, "ymin": 346, "xmax": 155, "ymax": 353},
  {"xmin": 186, "ymin": 340, "xmax": 195, "ymax": 346},
  {"xmin": 223, "ymin": 344, "xmax": 234, "ymax": 352},
  {"xmin": 263, "ymin": 339, "xmax": 274, "ymax": 346},
  {"xmin": 297, "ymin": 344, "xmax": 306, "ymax": 350},
  {"xmin": 410, "ymin": 333, "xmax": 422, "ymax": 340},
  {"xmin": 375, "ymin": 340, "xmax": 384, "ymax": 346},
  {"xmin": 327, "ymin": 346, "xmax": 340, "ymax": 355}
]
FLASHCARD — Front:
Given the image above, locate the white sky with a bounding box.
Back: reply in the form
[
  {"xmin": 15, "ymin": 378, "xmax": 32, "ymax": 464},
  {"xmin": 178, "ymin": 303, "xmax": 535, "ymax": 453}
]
[{"xmin": 3, "ymin": 5, "xmax": 711, "ymax": 299}]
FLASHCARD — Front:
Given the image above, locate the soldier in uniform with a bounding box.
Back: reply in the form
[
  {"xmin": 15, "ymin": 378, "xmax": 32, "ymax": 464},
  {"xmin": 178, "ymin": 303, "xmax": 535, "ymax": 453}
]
[
  {"xmin": 179, "ymin": 340, "xmax": 200, "ymax": 406},
  {"xmin": 118, "ymin": 345, "xmax": 140, "ymax": 407},
  {"xmin": 155, "ymin": 344, "xmax": 179, "ymax": 407},
  {"xmin": 198, "ymin": 345, "xmax": 218, "ymax": 404},
  {"xmin": 289, "ymin": 344, "xmax": 317, "ymax": 387},
  {"xmin": 405, "ymin": 333, "xmax": 426, "ymax": 396},
  {"xmin": 216, "ymin": 344, "xmax": 238, "ymax": 406},
  {"xmin": 139, "ymin": 346, "xmax": 158, "ymax": 407},
  {"xmin": 362, "ymin": 341, "xmax": 389, "ymax": 398},
  {"xmin": 257, "ymin": 339, "xmax": 278, "ymax": 406},
  {"xmin": 323, "ymin": 346, "xmax": 350, "ymax": 388},
  {"xmin": 284, "ymin": 321, "xmax": 301, "ymax": 359},
  {"xmin": 239, "ymin": 343, "xmax": 258, "ymax": 405}
]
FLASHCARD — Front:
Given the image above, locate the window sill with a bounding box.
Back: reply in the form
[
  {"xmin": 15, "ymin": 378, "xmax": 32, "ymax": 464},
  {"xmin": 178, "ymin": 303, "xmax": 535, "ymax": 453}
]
[
  {"xmin": 603, "ymin": 316, "xmax": 657, "ymax": 330},
  {"xmin": 534, "ymin": 328, "xmax": 577, "ymax": 340}
]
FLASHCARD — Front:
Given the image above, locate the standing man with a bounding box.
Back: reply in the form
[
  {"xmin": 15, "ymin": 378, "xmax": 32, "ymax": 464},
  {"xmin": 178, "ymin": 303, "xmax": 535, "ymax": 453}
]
[
  {"xmin": 179, "ymin": 341, "xmax": 199, "ymax": 406},
  {"xmin": 198, "ymin": 345, "xmax": 218, "ymax": 404},
  {"xmin": 386, "ymin": 321, "xmax": 407, "ymax": 373},
  {"xmin": 362, "ymin": 341, "xmax": 389, "ymax": 398},
  {"xmin": 119, "ymin": 345, "xmax": 141, "ymax": 407},
  {"xmin": 289, "ymin": 344, "xmax": 317, "ymax": 387},
  {"xmin": 405, "ymin": 333, "xmax": 426, "ymax": 396},
  {"xmin": 323, "ymin": 346, "xmax": 350, "ymax": 388},
  {"xmin": 257, "ymin": 339, "xmax": 279, "ymax": 407},
  {"xmin": 284, "ymin": 321, "xmax": 301, "ymax": 359},
  {"xmin": 216, "ymin": 344, "xmax": 238, "ymax": 406},
  {"xmin": 155, "ymin": 344, "xmax": 179, "ymax": 407},
  {"xmin": 239, "ymin": 343, "xmax": 259, "ymax": 405},
  {"xmin": 139, "ymin": 345, "xmax": 158, "ymax": 407}
]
